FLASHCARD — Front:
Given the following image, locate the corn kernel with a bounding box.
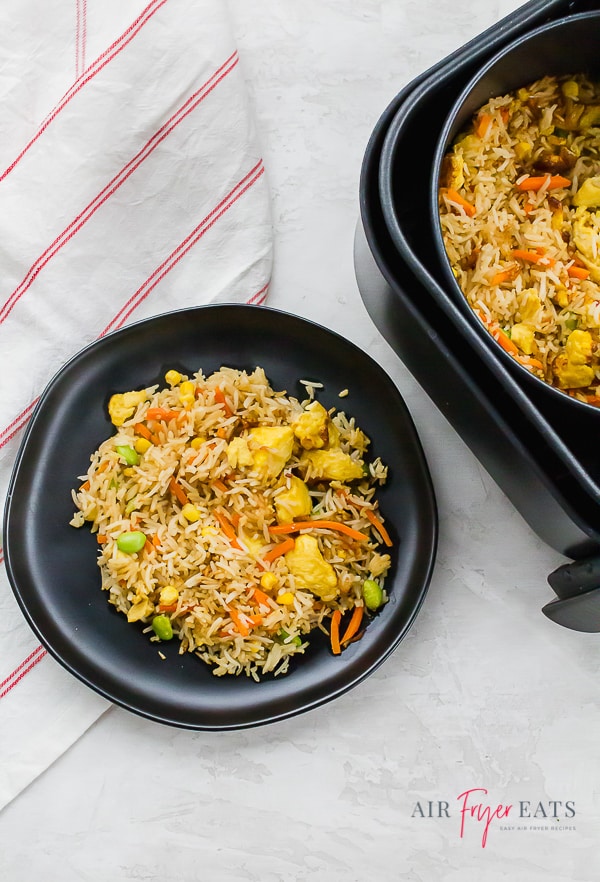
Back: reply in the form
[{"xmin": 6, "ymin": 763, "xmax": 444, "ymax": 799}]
[
  {"xmin": 201, "ymin": 526, "xmax": 217, "ymax": 537},
  {"xmin": 123, "ymin": 467, "xmax": 136, "ymax": 476},
  {"xmin": 159, "ymin": 585, "xmax": 179, "ymax": 606},
  {"xmin": 165, "ymin": 369, "xmax": 182, "ymax": 386},
  {"xmin": 278, "ymin": 591, "xmax": 295, "ymax": 605},
  {"xmin": 190, "ymin": 436, "xmax": 207, "ymax": 450},
  {"xmin": 260, "ymin": 572, "xmax": 278, "ymax": 591},
  {"xmin": 179, "ymin": 381, "xmax": 195, "ymax": 408},
  {"xmin": 182, "ymin": 503, "xmax": 201, "ymax": 522},
  {"xmin": 134, "ymin": 437, "xmax": 152, "ymax": 454}
]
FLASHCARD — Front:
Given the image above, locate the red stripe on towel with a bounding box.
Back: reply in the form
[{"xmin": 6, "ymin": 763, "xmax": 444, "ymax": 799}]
[
  {"xmin": 0, "ymin": 0, "xmax": 169, "ymax": 182},
  {"xmin": 101, "ymin": 160, "xmax": 265, "ymax": 334},
  {"xmin": 0, "ymin": 398, "xmax": 39, "ymax": 451},
  {"xmin": 0, "ymin": 51, "xmax": 240, "ymax": 326},
  {"xmin": 0, "ymin": 645, "xmax": 47, "ymax": 699}
]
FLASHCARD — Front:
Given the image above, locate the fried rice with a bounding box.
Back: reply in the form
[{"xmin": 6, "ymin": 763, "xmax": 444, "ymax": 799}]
[
  {"xmin": 439, "ymin": 73, "xmax": 600, "ymax": 406},
  {"xmin": 70, "ymin": 365, "xmax": 392, "ymax": 679}
]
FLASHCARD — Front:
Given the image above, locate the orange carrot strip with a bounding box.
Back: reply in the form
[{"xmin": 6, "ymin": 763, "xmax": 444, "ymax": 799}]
[
  {"xmin": 493, "ymin": 328, "xmax": 520, "ymax": 356},
  {"xmin": 152, "ymin": 533, "xmax": 161, "ymax": 548},
  {"xmin": 158, "ymin": 603, "xmax": 177, "ymax": 613},
  {"xmin": 364, "ymin": 508, "xmax": 393, "ymax": 547},
  {"xmin": 143, "ymin": 538, "xmax": 154, "ymax": 554},
  {"xmin": 168, "ymin": 476, "xmax": 189, "ymax": 506},
  {"xmin": 512, "ymin": 248, "xmax": 556, "ymax": 267},
  {"xmin": 228, "ymin": 607, "xmax": 249, "ymax": 637},
  {"xmin": 247, "ymin": 614, "xmax": 263, "ymax": 627},
  {"xmin": 215, "ymin": 510, "xmax": 242, "ymax": 549},
  {"xmin": 263, "ymin": 537, "xmax": 295, "ymax": 563},
  {"xmin": 268, "ymin": 520, "xmax": 368, "ymax": 542},
  {"xmin": 212, "ymin": 479, "xmax": 228, "ymax": 493},
  {"xmin": 146, "ymin": 408, "xmax": 181, "ymax": 421},
  {"xmin": 516, "ymin": 174, "xmax": 570, "ymax": 192},
  {"xmin": 443, "ymin": 188, "xmax": 476, "ymax": 217},
  {"xmin": 97, "ymin": 460, "xmax": 111, "ymax": 474},
  {"xmin": 252, "ymin": 588, "xmax": 274, "ymax": 608},
  {"xmin": 341, "ymin": 605, "xmax": 364, "ymax": 645},
  {"xmin": 97, "ymin": 534, "xmax": 108, "ymax": 544},
  {"xmin": 586, "ymin": 394, "xmax": 600, "ymax": 406},
  {"xmin": 567, "ymin": 265, "xmax": 590, "ymax": 280},
  {"xmin": 476, "ymin": 112, "xmax": 493, "ymax": 138},
  {"xmin": 517, "ymin": 355, "xmax": 544, "ymax": 371},
  {"xmin": 490, "ymin": 267, "xmax": 516, "ymax": 286},
  {"xmin": 79, "ymin": 480, "xmax": 90, "ymax": 491},
  {"xmin": 330, "ymin": 610, "xmax": 342, "ymax": 656},
  {"xmin": 134, "ymin": 422, "xmax": 159, "ymax": 445},
  {"xmin": 214, "ymin": 387, "xmax": 233, "ymax": 417}
]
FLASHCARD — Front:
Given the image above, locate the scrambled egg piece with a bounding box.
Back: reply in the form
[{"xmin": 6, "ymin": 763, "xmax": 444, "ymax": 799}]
[
  {"xmin": 248, "ymin": 426, "xmax": 294, "ymax": 480},
  {"xmin": 554, "ymin": 329, "xmax": 595, "ymax": 388},
  {"xmin": 226, "ymin": 437, "xmax": 254, "ymax": 469},
  {"xmin": 519, "ymin": 289, "xmax": 542, "ymax": 322},
  {"xmin": 511, "ymin": 322, "xmax": 535, "ymax": 355},
  {"xmin": 241, "ymin": 532, "xmax": 266, "ymax": 558},
  {"xmin": 301, "ymin": 448, "xmax": 365, "ymax": 482},
  {"xmin": 572, "ymin": 208, "xmax": 600, "ymax": 281},
  {"xmin": 275, "ymin": 476, "xmax": 312, "ymax": 523},
  {"xmin": 441, "ymin": 151, "xmax": 465, "ymax": 190},
  {"xmin": 285, "ymin": 535, "xmax": 338, "ymax": 601},
  {"xmin": 291, "ymin": 401, "xmax": 329, "ymax": 450},
  {"xmin": 108, "ymin": 390, "xmax": 148, "ymax": 426},
  {"xmin": 573, "ymin": 176, "xmax": 600, "ymax": 209},
  {"xmin": 226, "ymin": 427, "xmax": 294, "ymax": 479}
]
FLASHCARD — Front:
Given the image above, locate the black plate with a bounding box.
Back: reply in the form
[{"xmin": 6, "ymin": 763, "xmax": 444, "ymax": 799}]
[{"xmin": 3, "ymin": 305, "xmax": 437, "ymax": 729}]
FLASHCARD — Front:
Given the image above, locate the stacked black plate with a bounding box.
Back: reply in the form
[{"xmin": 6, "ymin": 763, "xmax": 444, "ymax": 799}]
[{"xmin": 355, "ymin": 0, "xmax": 600, "ymax": 630}]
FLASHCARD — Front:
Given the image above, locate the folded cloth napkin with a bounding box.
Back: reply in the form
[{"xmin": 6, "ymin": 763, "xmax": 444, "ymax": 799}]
[{"xmin": 0, "ymin": 0, "xmax": 272, "ymax": 810}]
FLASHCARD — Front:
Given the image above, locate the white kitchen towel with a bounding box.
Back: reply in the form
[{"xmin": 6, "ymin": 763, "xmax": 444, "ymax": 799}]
[{"xmin": 0, "ymin": 0, "xmax": 272, "ymax": 810}]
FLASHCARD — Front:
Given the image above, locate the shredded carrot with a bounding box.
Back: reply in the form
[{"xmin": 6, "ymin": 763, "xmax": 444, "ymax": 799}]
[
  {"xmin": 586, "ymin": 394, "xmax": 600, "ymax": 406},
  {"xmin": 341, "ymin": 605, "xmax": 364, "ymax": 645},
  {"xmin": 247, "ymin": 614, "xmax": 263, "ymax": 627},
  {"xmin": 476, "ymin": 112, "xmax": 493, "ymax": 138},
  {"xmin": 268, "ymin": 519, "xmax": 368, "ymax": 542},
  {"xmin": 214, "ymin": 387, "xmax": 233, "ymax": 418},
  {"xmin": 263, "ymin": 537, "xmax": 295, "ymax": 563},
  {"xmin": 212, "ymin": 479, "xmax": 228, "ymax": 493},
  {"xmin": 152, "ymin": 533, "xmax": 161, "ymax": 548},
  {"xmin": 216, "ymin": 428, "xmax": 228, "ymax": 439},
  {"xmin": 493, "ymin": 328, "xmax": 519, "ymax": 356},
  {"xmin": 228, "ymin": 608, "xmax": 249, "ymax": 637},
  {"xmin": 443, "ymin": 188, "xmax": 476, "ymax": 217},
  {"xmin": 146, "ymin": 408, "xmax": 181, "ymax": 421},
  {"xmin": 490, "ymin": 266, "xmax": 518, "ymax": 286},
  {"xmin": 511, "ymin": 248, "xmax": 555, "ymax": 266},
  {"xmin": 523, "ymin": 201, "xmax": 535, "ymax": 215},
  {"xmin": 79, "ymin": 480, "xmax": 90, "ymax": 491},
  {"xmin": 214, "ymin": 510, "xmax": 242, "ymax": 549},
  {"xmin": 517, "ymin": 355, "xmax": 544, "ymax": 371},
  {"xmin": 134, "ymin": 422, "xmax": 159, "ymax": 445},
  {"xmin": 500, "ymin": 107, "xmax": 510, "ymax": 124},
  {"xmin": 228, "ymin": 511, "xmax": 241, "ymax": 527},
  {"xmin": 97, "ymin": 460, "xmax": 111, "ymax": 474},
  {"xmin": 97, "ymin": 534, "xmax": 108, "ymax": 544},
  {"xmin": 364, "ymin": 508, "xmax": 393, "ymax": 547},
  {"xmin": 159, "ymin": 603, "xmax": 177, "ymax": 613},
  {"xmin": 252, "ymin": 588, "xmax": 274, "ymax": 608},
  {"xmin": 143, "ymin": 538, "xmax": 154, "ymax": 554},
  {"xmin": 516, "ymin": 174, "xmax": 570, "ymax": 192},
  {"xmin": 168, "ymin": 476, "xmax": 189, "ymax": 506},
  {"xmin": 330, "ymin": 610, "xmax": 342, "ymax": 656},
  {"xmin": 567, "ymin": 265, "xmax": 590, "ymax": 280}
]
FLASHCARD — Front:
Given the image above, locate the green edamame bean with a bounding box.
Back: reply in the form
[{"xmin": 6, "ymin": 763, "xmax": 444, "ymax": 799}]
[
  {"xmin": 152, "ymin": 614, "xmax": 173, "ymax": 641},
  {"xmin": 362, "ymin": 578, "xmax": 384, "ymax": 611},
  {"xmin": 116, "ymin": 445, "xmax": 140, "ymax": 466},
  {"xmin": 116, "ymin": 530, "xmax": 146, "ymax": 554},
  {"xmin": 278, "ymin": 628, "xmax": 302, "ymax": 646}
]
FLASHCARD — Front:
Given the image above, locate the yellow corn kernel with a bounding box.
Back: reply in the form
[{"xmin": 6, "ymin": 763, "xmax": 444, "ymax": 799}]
[
  {"xmin": 201, "ymin": 526, "xmax": 217, "ymax": 537},
  {"xmin": 562, "ymin": 79, "xmax": 579, "ymax": 100},
  {"xmin": 159, "ymin": 585, "xmax": 179, "ymax": 606},
  {"xmin": 165, "ymin": 369, "xmax": 182, "ymax": 386},
  {"xmin": 127, "ymin": 598, "xmax": 154, "ymax": 622},
  {"xmin": 260, "ymin": 572, "xmax": 278, "ymax": 591},
  {"xmin": 514, "ymin": 141, "xmax": 532, "ymax": 161},
  {"xmin": 182, "ymin": 503, "xmax": 201, "ymax": 522},
  {"xmin": 134, "ymin": 437, "xmax": 152, "ymax": 454},
  {"xmin": 190, "ymin": 436, "xmax": 207, "ymax": 450},
  {"xmin": 178, "ymin": 381, "xmax": 195, "ymax": 408},
  {"xmin": 278, "ymin": 591, "xmax": 295, "ymax": 605},
  {"xmin": 123, "ymin": 467, "xmax": 136, "ymax": 477}
]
